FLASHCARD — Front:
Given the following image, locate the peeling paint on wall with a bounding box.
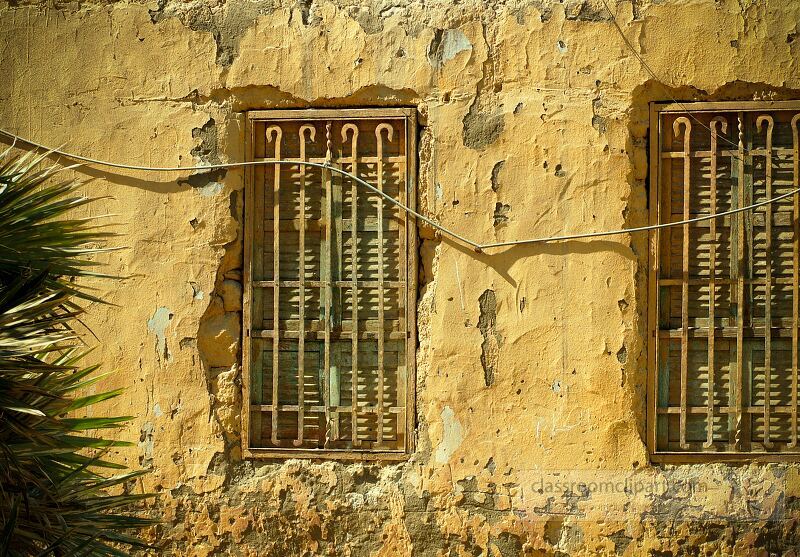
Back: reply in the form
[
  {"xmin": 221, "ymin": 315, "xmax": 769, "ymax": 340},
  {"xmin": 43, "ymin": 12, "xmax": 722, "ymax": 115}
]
[
  {"xmin": 147, "ymin": 306, "xmax": 173, "ymax": 363},
  {"xmin": 139, "ymin": 421, "xmax": 155, "ymax": 469},
  {"xmin": 428, "ymin": 28, "xmax": 472, "ymax": 69},
  {"xmin": 434, "ymin": 406, "xmax": 464, "ymax": 464},
  {"xmin": 196, "ymin": 181, "xmax": 224, "ymax": 197}
]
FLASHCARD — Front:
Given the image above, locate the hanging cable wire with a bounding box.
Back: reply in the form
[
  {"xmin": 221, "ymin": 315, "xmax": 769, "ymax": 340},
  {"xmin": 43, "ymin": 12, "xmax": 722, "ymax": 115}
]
[
  {"xmin": 0, "ymin": 127, "xmax": 479, "ymax": 249},
  {"xmin": 1, "ymin": 127, "xmax": 797, "ymax": 253},
  {"xmin": 0, "ymin": 0, "xmax": 785, "ymax": 253},
  {"xmin": 0, "ymin": 2, "xmax": 787, "ymax": 252}
]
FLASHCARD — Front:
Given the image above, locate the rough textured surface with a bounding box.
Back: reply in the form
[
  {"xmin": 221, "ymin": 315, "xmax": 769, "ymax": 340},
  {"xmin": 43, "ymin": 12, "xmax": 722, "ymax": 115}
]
[{"xmin": 2, "ymin": 0, "xmax": 800, "ymax": 554}]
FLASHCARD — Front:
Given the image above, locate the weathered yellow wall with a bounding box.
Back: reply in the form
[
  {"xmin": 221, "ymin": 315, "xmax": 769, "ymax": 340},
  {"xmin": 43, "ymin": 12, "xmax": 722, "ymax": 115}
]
[{"xmin": 2, "ymin": 0, "xmax": 800, "ymax": 554}]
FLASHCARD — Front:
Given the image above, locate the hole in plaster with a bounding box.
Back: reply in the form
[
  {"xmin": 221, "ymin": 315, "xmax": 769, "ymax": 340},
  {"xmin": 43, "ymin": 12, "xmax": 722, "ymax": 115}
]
[
  {"xmin": 493, "ymin": 202, "xmax": 511, "ymax": 227},
  {"xmin": 490, "ymin": 160, "xmax": 505, "ymax": 192},
  {"xmin": 616, "ymin": 345, "xmax": 628, "ymax": 364}
]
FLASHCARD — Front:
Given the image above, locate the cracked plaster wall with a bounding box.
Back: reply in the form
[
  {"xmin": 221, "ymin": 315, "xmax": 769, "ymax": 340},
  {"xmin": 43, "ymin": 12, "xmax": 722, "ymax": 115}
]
[{"xmin": 2, "ymin": 0, "xmax": 800, "ymax": 554}]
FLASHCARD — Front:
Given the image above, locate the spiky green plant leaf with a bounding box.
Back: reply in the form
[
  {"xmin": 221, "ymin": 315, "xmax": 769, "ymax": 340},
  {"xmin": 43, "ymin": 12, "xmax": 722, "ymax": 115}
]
[{"xmin": 0, "ymin": 150, "xmax": 156, "ymax": 556}]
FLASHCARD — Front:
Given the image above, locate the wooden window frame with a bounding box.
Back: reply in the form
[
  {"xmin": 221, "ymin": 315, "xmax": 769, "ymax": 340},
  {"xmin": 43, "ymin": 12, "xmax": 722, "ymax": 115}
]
[
  {"xmin": 241, "ymin": 108, "xmax": 418, "ymax": 461},
  {"xmin": 648, "ymin": 100, "xmax": 800, "ymax": 463}
]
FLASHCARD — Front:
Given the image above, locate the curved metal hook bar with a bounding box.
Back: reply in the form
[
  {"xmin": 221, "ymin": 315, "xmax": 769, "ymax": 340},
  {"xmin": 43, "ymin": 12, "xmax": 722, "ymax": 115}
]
[
  {"xmin": 341, "ymin": 124, "xmax": 360, "ymax": 173},
  {"xmin": 673, "ymin": 116, "xmax": 692, "ymax": 141},
  {"xmin": 341, "ymin": 123, "xmax": 359, "ymax": 145},
  {"xmin": 710, "ymin": 115, "xmax": 728, "ymax": 135},
  {"xmin": 299, "ymin": 124, "xmax": 316, "ymax": 143},
  {"xmin": 266, "ymin": 125, "xmax": 283, "ymax": 145},
  {"xmin": 757, "ymin": 114, "xmax": 775, "ymax": 135},
  {"xmin": 299, "ymin": 124, "xmax": 315, "ymax": 161},
  {"xmin": 266, "ymin": 126, "xmax": 282, "ymax": 169},
  {"xmin": 375, "ymin": 123, "xmax": 394, "ymax": 143},
  {"xmin": 709, "ymin": 116, "xmax": 727, "ymax": 159}
]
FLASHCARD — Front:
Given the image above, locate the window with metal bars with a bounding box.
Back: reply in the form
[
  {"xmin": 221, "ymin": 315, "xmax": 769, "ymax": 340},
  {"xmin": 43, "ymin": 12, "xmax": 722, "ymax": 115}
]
[
  {"xmin": 242, "ymin": 108, "xmax": 417, "ymax": 459},
  {"xmin": 648, "ymin": 101, "xmax": 800, "ymax": 461}
]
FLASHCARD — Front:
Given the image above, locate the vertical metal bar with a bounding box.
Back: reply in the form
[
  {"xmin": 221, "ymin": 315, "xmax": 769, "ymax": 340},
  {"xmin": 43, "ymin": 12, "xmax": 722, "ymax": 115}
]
[
  {"xmin": 649, "ymin": 105, "xmax": 663, "ymax": 453},
  {"xmin": 674, "ymin": 117, "xmax": 691, "ymax": 449},
  {"xmin": 242, "ymin": 116, "xmax": 255, "ymax": 451},
  {"xmin": 397, "ymin": 118, "xmax": 408, "ymax": 447},
  {"xmin": 405, "ymin": 111, "xmax": 418, "ymax": 453},
  {"xmin": 342, "ymin": 124, "xmax": 360, "ymax": 446},
  {"xmin": 657, "ymin": 114, "xmax": 672, "ymax": 450},
  {"xmin": 727, "ymin": 126, "xmax": 739, "ymax": 449},
  {"xmin": 791, "ymin": 114, "xmax": 800, "ymax": 448},
  {"xmin": 295, "ymin": 125, "xmax": 315, "ymax": 446},
  {"xmin": 331, "ymin": 138, "xmax": 344, "ymax": 444},
  {"xmin": 757, "ymin": 115, "xmax": 774, "ymax": 449},
  {"xmin": 323, "ymin": 121, "xmax": 333, "ymax": 447},
  {"xmin": 252, "ymin": 124, "xmax": 266, "ymax": 446},
  {"xmin": 743, "ymin": 116, "xmax": 756, "ymax": 452},
  {"xmin": 267, "ymin": 125, "xmax": 282, "ymax": 446},
  {"xmin": 375, "ymin": 123, "xmax": 393, "ymax": 446},
  {"xmin": 253, "ymin": 128, "xmax": 267, "ymax": 447},
  {"xmin": 704, "ymin": 116, "xmax": 727, "ymax": 448},
  {"xmin": 735, "ymin": 112, "xmax": 746, "ymax": 450}
]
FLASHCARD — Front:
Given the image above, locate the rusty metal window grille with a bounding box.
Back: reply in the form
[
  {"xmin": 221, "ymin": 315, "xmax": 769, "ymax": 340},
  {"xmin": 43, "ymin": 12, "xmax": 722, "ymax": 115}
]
[
  {"xmin": 648, "ymin": 101, "xmax": 800, "ymax": 461},
  {"xmin": 242, "ymin": 109, "xmax": 417, "ymax": 459}
]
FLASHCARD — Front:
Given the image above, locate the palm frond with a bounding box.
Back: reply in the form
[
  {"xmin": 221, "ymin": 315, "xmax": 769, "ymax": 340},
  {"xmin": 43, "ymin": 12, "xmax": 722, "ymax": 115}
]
[{"xmin": 0, "ymin": 150, "xmax": 155, "ymax": 556}]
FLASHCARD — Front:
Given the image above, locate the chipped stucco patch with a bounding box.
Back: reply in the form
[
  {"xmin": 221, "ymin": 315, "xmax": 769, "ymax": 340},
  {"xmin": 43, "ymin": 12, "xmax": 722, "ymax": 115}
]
[
  {"xmin": 428, "ymin": 28, "xmax": 472, "ymax": 69},
  {"xmin": 434, "ymin": 406, "xmax": 464, "ymax": 464},
  {"xmin": 197, "ymin": 181, "xmax": 225, "ymax": 197},
  {"xmin": 147, "ymin": 306, "xmax": 173, "ymax": 363}
]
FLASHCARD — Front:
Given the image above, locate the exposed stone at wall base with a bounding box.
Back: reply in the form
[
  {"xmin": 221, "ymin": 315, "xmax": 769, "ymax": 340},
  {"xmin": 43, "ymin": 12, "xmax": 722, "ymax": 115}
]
[{"xmin": 152, "ymin": 461, "xmax": 800, "ymax": 556}]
